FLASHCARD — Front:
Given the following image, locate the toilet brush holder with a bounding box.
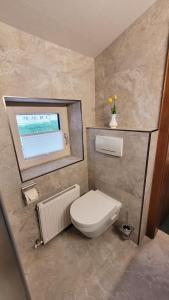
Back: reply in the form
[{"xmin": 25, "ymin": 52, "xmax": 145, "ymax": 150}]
[{"xmin": 119, "ymin": 223, "xmax": 134, "ymax": 240}]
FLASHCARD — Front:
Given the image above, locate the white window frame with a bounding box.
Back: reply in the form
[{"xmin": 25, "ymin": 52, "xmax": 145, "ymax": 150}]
[{"xmin": 7, "ymin": 106, "xmax": 71, "ymax": 171}]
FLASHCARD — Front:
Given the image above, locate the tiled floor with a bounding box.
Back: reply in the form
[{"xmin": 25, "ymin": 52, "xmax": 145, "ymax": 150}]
[
  {"xmin": 0, "ymin": 211, "xmax": 27, "ymax": 300},
  {"xmin": 160, "ymin": 214, "xmax": 169, "ymax": 235},
  {"xmin": 24, "ymin": 225, "xmax": 169, "ymax": 300},
  {"xmin": 112, "ymin": 230, "xmax": 169, "ymax": 300}
]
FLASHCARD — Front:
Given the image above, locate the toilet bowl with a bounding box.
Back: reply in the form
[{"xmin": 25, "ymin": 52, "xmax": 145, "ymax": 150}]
[{"xmin": 70, "ymin": 190, "xmax": 121, "ymax": 238}]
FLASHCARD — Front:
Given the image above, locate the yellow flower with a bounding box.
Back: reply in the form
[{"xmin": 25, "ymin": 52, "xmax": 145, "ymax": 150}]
[{"xmin": 108, "ymin": 97, "xmax": 113, "ymax": 104}]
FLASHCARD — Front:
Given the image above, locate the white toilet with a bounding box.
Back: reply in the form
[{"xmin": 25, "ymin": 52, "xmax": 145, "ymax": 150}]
[{"xmin": 70, "ymin": 190, "xmax": 121, "ymax": 238}]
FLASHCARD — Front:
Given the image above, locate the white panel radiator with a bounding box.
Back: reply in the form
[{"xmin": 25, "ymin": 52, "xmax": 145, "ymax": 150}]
[{"xmin": 37, "ymin": 184, "xmax": 80, "ymax": 244}]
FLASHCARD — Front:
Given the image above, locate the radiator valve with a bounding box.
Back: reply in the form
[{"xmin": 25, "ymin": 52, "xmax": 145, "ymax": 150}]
[{"xmin": 34, "ymin": 239, "xmax": 43, "ymax": 249}]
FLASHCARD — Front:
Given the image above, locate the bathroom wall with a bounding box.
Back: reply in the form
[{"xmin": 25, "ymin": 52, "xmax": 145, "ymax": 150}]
[
  {"xmin": 95, "ymin": 0, "xmax": 169, "ymax": 129},
  {"xmin": 87, "ymin": 128, "xmax": 158, "ymax": 244},
  {"xmin": 0, "ymin": 0, "xmax": 168, "ymax": 296},
  {"xmin": 0, "ymin": 20, "xmax": 95, "ymax": 296}
]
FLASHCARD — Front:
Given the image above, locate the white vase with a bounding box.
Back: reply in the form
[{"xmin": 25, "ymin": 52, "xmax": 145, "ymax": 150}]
[{"xmin": 109, "ymin": 114, "xmax": 117, "ymax": 128}]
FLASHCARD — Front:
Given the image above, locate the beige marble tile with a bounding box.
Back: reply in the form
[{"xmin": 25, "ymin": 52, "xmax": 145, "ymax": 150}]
[
  {"xmin": 0, "ymin": 210, "xmax": 27, "ymax": 300},
  {"xmin": 113, "ymin": 230, "xmax": 169, "ymax": 300},
  {"xmin": 16, "ymin": 225, "xmax": 169, "ymax": 300},
  {"xmin": 0, "ymin": 20, "xmax": 95, "ymax": 298},
  {"xmin": 0, "ymin": 1, "xmax": 167, "ymax": 298},
  {"xmin": 95, "ymin": 0, "xmax": 169, "ymax": 129},
  {"xmin": 87, "ymin": 128, "xmax": 157, "ymax": 244},
  {"xmin": 24, "ymin": 226, "xmax": 137, "ymax": 300}
]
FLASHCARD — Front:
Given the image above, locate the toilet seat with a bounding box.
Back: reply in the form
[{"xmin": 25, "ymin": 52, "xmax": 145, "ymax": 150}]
[{"xmin": 70, "ymin": 190, "xmax": 121, "ymax": 231}]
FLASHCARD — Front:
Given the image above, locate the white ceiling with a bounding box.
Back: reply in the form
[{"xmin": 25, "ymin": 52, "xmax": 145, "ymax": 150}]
[{"xmin": 0, "ymin": 0, "xmax": 156, "ymax": 57}]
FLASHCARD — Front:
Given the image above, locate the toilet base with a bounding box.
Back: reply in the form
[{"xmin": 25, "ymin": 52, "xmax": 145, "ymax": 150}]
[{"xmin": 72, "ymin": 214, "xmax": 118, "ymax": 238}]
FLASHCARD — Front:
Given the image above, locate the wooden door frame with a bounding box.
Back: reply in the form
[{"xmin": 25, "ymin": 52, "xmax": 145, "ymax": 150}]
[{"xmin": 147, "ymin": 47, "xmax": 169, "ymax": 238}]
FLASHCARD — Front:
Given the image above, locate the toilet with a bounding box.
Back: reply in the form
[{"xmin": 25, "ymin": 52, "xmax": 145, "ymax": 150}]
[{"xmin": 70, "ymin": 190, "xmax": 121, "ymax": 238}]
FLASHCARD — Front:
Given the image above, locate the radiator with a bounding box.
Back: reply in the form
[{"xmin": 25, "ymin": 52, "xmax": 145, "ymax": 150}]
[{"xmin": 37, "ymin": 184, "xmax": 80, "ymax": 244}]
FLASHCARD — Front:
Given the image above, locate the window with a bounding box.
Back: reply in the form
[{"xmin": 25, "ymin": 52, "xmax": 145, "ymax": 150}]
[
  {"xmin": 7, "ymin": 106, "xmax": 70, "ymax": 171},
  {"xmin": 5, "ymin": 97, "xmax": 84, "ymax": 182},
  {"xmin": 16, "ymin": 113, "xmax": 63, "ymax": 159}
]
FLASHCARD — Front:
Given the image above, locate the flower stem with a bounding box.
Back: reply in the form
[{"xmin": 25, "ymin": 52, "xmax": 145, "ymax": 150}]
[{"xmin": 111, "ymin": 102, "xmax": 116, "ymax": 114}]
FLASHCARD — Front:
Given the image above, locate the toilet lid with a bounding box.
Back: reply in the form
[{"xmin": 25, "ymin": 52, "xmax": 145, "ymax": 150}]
[{"xmin": 70, "ymin": 190, "xmax": 120, "ymax": 228}]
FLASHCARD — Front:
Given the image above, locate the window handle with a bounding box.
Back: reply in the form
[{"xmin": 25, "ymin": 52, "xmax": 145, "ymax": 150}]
[{"xmin": 64, "ymin": 133, "xmax": 69, "ymax": 145}]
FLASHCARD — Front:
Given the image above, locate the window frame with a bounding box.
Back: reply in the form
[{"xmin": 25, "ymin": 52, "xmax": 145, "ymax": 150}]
[{"xmin": 7, "ymin": 105, "xmax": 71, "ymax": 171}]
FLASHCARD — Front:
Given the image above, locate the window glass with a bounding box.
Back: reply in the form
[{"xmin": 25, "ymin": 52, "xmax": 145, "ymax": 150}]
[
  {"xmin": 16, "ymin": 114, "xmax": 64, "ymax": 159},
  {"xmin": 6, "ymin": 104, "xmax": 71, "ymax": 173}
]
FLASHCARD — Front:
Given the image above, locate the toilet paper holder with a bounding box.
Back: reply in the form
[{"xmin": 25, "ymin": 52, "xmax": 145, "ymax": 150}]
[{"xmin": 21, "ymin": 182, "xmax": 39, "ymax": 205}]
